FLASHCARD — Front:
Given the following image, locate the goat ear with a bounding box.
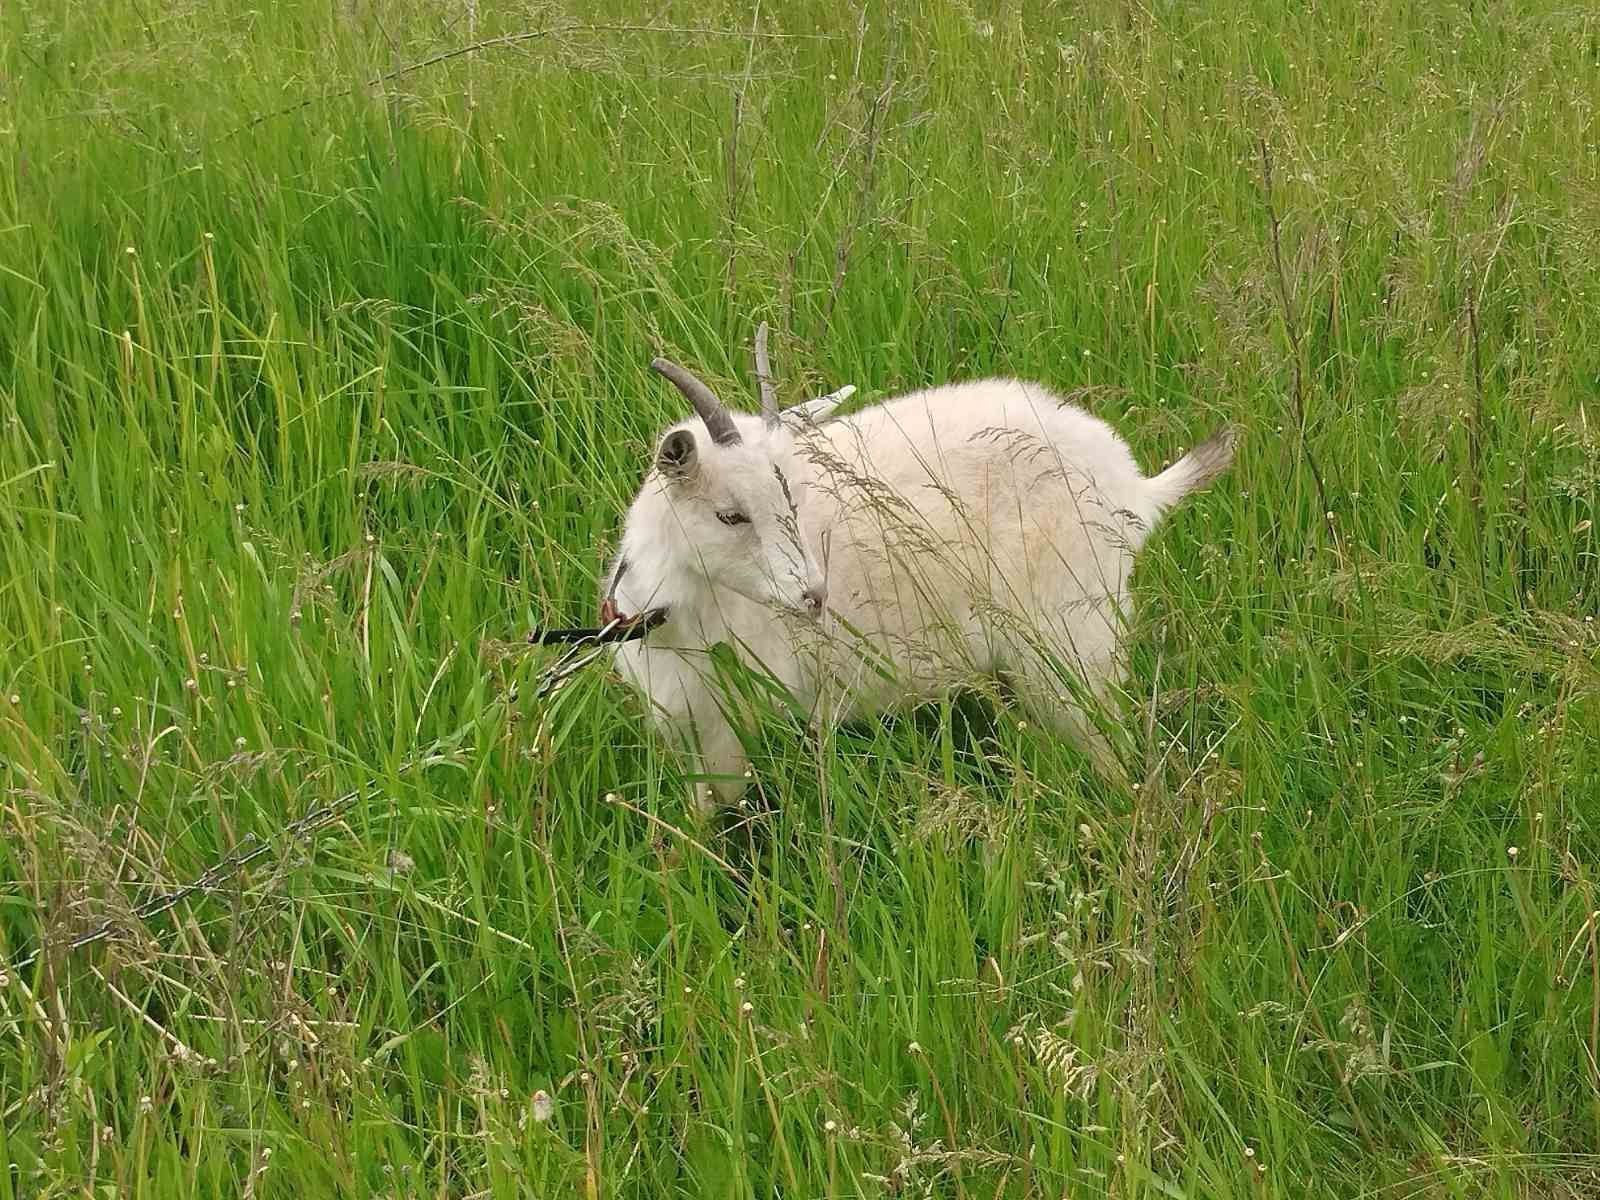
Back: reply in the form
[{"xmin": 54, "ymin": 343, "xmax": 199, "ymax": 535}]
[
  {"xmin": 783, "ymin": 384, "xmax": 857, "ymax": 429},
  {"xmin": 656, "ymin": 428, "xmax": 698, "ymax": 478}
]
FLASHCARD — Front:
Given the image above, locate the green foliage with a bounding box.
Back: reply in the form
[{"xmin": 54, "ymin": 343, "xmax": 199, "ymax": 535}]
[{"xmin": 2, "ymin": 0, "xmax": 1598, "ymax": 1196}]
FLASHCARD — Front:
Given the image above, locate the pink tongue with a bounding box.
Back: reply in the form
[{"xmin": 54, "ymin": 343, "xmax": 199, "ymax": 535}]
[{"xmin": 599, "ymin": 598, "xmax": 620, "ymax": 626}]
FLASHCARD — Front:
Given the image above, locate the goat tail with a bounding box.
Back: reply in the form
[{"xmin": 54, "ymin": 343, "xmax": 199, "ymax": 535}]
[{"xmin": 1143, "ymin": 424, "xmax": 1237, "ymax": 515}]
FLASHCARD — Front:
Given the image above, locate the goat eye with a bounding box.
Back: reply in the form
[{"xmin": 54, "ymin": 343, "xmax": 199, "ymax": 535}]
[{"xmin": 716, "ymin": 510, "xmax": 751, "ymax": 527}]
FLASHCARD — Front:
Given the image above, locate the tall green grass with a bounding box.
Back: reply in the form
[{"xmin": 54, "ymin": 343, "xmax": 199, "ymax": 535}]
[{"xmin": 2, "ymin": 0, "xmax": 1598, "ymax": 1195}]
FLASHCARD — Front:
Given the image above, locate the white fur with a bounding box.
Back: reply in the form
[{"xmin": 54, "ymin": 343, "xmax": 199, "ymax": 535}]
[{"xmin": 604, "ymin": 377, "xmax": 1233, "ymax": 814}]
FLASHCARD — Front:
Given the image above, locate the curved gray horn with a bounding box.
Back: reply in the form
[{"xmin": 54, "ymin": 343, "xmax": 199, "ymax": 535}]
[
  {"xmin": 753, "ymin": 321, "xmax": 780, "ymax": 429},
  {"xmin": 650, "ymin": 357, "xmax": 741, "ymax": 446}
]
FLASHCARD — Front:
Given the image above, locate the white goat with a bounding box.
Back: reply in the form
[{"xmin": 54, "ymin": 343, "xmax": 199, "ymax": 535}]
[{"xmin": 601, "ymin": 327, "xmax": 1234, "ymax": 814}]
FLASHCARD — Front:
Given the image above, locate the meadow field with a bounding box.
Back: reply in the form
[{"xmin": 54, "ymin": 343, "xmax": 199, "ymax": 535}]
[{"xmin": 3, "ymin": 0, "xmax": 1599, "ymax": 1195}]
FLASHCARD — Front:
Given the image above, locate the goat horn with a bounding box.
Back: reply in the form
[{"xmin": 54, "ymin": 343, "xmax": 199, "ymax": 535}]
[
  {"xmin": 650, "ymin": 357, "xmax": 741, "ymax": 446},
  {"xmin": 753, "ymin": 321, "xmax": 780, "ymax": 429}
]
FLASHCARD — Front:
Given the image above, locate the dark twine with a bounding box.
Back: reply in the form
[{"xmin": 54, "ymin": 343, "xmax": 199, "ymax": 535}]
[{"xmin": 525, "ymin": 607, "xmax": 668, "ymax": 646}]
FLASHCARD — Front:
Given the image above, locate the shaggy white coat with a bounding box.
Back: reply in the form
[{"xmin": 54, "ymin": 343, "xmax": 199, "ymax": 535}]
[{"xmin": 603, "ymin": 377, "xmax": 1233, "ymax": 812}]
